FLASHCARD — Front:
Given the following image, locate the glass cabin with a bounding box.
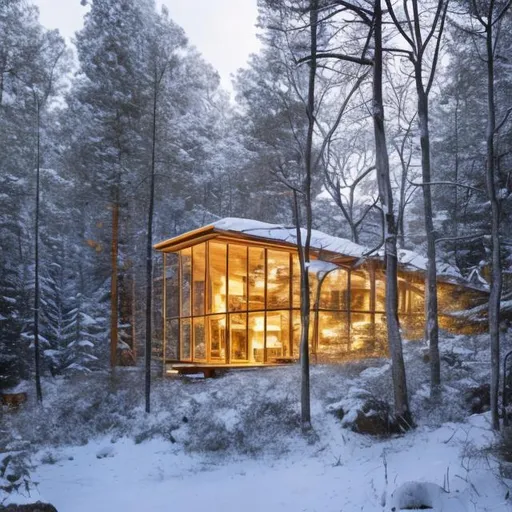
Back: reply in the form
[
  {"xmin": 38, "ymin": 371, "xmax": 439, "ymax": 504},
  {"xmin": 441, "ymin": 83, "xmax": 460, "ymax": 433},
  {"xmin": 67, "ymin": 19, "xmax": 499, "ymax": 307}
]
[{"xmin": 153, "ymin": 219, "xmax": 486, "ymax": 371}]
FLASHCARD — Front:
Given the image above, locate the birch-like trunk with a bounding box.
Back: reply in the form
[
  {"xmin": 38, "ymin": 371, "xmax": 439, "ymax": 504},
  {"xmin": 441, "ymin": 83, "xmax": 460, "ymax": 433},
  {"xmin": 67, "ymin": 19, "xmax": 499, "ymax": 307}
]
[
  {"xmin": 416, "ymin": 87, "xmax": 441, "ymax": 397},
  {"xmin": 484, "ymin": 15, "xmax": 502, "ymax": 431},
  {"xmin": 296, "ymin": 0, "xmax": 318, "ymax": 432},
  {"xmin": 34, "ymin": 98, "xmax": 43, "ymax": 403},
  {"xmin": 145, "ymin": 68, "xmax": 158, "ymax": 414},
  {"xmin": 372, "ymin": 0, "xmax": 411, "ymax": 427}
]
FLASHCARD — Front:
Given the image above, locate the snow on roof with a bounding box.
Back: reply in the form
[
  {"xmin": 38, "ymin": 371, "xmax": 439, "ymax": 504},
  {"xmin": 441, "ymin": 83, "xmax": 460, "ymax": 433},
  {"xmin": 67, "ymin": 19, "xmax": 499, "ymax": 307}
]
[
  {"xmin": 307, "ymin": 259, "xmax": 340, "ymax": 275},
  {"xmin": 212, "ymin": 217, "xmax": 366, "ymax": 259},
  {"xmin": 212, "ymin": 217, "xmax": 465, "ymax": 281},
  {"xmin": 394, "ymin": 248, "xmax": 461, "ymax": 279}
]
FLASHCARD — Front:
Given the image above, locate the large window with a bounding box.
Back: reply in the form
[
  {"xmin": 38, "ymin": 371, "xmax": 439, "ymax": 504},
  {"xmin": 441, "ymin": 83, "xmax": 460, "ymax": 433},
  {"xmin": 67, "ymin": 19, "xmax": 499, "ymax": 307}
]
[
  {"xmin": 267, "ymin": 251, "xmax": 290, "ymax": 309},
  {"xmin": 209, "ymin": 243, "xmax": 227, "ymax": 313},
  {"xmin": 162, "ymin": 240, "xmax": 430, "ymax": 365},
  {"xmin": 249, "ymin": 247, "xmax": 265, "ymax": 310},
  {"xmin": 320, "ymin": 269, "xmax": 348, "ymax": 310},
  {"xmin": 229, "ymin": 245, "xmax": 247, "ymax": 311},
  {"xmin": 181, "ymin": 248, "xmax": 192, "ymax": 317},
  {"xmin": 192, "ymin": 245, "xmax": 205, "ymax": 316}
]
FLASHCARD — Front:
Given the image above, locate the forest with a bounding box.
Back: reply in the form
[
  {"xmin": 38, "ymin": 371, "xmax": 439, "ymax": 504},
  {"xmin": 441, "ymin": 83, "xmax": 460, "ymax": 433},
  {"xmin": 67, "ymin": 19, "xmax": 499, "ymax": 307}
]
[{"xmin": 0, "ymin": 0, "xmax": 512, "ymax": 509}]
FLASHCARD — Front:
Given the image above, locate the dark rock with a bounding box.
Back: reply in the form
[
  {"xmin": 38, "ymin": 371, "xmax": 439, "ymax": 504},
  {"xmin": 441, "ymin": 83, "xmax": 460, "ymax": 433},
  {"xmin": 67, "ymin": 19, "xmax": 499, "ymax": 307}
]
[
  {"xmin": 0, "ymin": 503, "xmax": 58, "ymax": 512},
  {"xmin": 329, "ymin": 394, "xmax": 399, "ymax": 436},
  {"xmin": 442, "ymin": 352, "xmax": 461, "ymax": 368},
  {"xmin": 353, "ymin": 398, "xmax": 397, "ymax": 436},
  {"xmin": 465, "ymin": 384, "xmax": 490, "ymax": 414}
]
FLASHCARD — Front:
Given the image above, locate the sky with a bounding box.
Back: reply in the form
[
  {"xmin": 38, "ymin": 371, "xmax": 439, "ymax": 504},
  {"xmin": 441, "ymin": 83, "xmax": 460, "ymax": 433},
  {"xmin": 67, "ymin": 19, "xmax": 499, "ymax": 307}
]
[{"xmin": 32, "ymin": 0, "xmax": 261, "ymax": 91}]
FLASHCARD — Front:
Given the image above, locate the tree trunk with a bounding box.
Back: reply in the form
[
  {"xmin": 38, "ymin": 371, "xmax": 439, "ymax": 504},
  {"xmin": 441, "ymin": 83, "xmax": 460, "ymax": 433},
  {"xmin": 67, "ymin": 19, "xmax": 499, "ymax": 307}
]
[
  {"xmin": 296, "ymin": 0, "xmax": 319, "ymax": 432},
  {"xmin": 110, "ymin": 196, "xmax": 119, "ymax": 369},
  {"xmin": 145, "ymin": 69, "xmax": 159, "ymax": 414},
  {"xmin": 453, "ymin": 94, "xmax": 461, "ymax": 270},
  {"xmin": 416, "ymin": 85, "xmax": 441, "ymax": 398},
  {"xmin": 372, "ymin": 0, "xmax": 411, "ymax": 427},
  {"xmin": 34, "ymin": 98, "xmax": 42, "ymax": 403},
  {"xmin": 485, "ymin": 17, "xmax": 502, "ymax": 432},
  {"xmin": 294, "ymin": 189, "xmax": 312, "ymax": 431}
]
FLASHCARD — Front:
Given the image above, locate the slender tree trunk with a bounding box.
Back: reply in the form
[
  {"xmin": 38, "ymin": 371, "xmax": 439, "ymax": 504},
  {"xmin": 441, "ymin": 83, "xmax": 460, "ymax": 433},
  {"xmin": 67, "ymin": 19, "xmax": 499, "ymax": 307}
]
[
  {"xmin": 453, "ymin": 95, "xmax": 461, "ymax": 270},
  {"xmin": 294, "ymin": 189, "xmax": 311, "ymax": 431},
  {"xmin": 296, "ymin": 0, "xmax": 319, "ymax": 432},
  {"xmin": 34, "ymin": 99, "xmax": 42, "ymax": 403},
  {"xmin": 110, "ymin": 194, "xmax": 119, "ymax": 368},
  {"xmin": 397, "ymin": 153, "xmax": 408, "ymax": 249},
  {"xmin": 485, "ymin": 16, "xmax": 502, "ymax": 431},
  {"xmin": 372, "ymin": 0, "xmax": 411, "ymax": 427},
  {"xmin": 350, "ymin": 218, "xmax": 359, "ymax": 244},
  {"xmin": 145, "ymin": 69, "xmax": 159, "ymax": 414},
  {"xmin": 416, "ymin": 86, "xmax": 441, "ymax": 398}
]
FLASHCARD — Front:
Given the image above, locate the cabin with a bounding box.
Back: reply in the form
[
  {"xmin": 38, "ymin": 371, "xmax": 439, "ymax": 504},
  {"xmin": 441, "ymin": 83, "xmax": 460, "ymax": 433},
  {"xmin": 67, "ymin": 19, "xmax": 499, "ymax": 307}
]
[{"xmin": 153, "ymin": 218, "xmax": 486, "ymax": 375}]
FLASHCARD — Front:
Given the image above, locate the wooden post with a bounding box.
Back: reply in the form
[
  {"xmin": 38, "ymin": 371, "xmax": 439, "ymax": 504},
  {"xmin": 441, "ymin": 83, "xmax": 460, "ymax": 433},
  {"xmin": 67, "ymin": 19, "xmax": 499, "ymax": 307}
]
[
  {"xmin": 162, "ymin": 253, "xmax": 167, "ymax": 377},
  {"xmin": 263, "ymin": 248, "xmax": 268, "ymax": 363},
  {"xmin": 225, "ymin": 244, "xmax": 230, "ymax": 364}
]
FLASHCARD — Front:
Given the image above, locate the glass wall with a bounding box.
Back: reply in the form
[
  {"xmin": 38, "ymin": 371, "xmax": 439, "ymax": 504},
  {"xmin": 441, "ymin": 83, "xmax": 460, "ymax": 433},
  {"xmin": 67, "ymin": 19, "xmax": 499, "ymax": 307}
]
[
  {"xmin": 249, "ymin": 247, "xmax": 265, "ymax": 310},
  {"xmin": 164, "ymin": 242, "xmax": 294, "ymax": 363},
  {"xmin": 162, "ymin": 240, "xmax": 455, "ymax": 365}
]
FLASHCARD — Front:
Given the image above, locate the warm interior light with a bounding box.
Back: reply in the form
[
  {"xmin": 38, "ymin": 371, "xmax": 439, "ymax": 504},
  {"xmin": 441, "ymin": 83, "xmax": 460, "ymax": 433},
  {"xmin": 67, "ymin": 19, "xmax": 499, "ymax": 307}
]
[
  {"xmin": 252, "ymin": 316, "xmax": 264, "ymax": 331},
  {"xmin": 229, "ymin": 277, "xmax": 245, "ymax": 296}
]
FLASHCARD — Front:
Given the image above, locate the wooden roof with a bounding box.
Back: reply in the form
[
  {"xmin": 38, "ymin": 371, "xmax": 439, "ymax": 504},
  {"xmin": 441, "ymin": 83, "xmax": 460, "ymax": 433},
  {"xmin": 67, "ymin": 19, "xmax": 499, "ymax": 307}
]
[
  {"xmin": 154, "ymin": 217, "xmax": 488, "ymax": 291},
  {"xmin": 154, "ymin": 222, "xmax": 357, "ymax": 263}
]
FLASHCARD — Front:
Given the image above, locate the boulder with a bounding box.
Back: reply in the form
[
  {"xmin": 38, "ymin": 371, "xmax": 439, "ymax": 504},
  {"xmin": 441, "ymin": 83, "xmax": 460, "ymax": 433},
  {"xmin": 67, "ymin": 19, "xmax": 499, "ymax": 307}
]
[
  {"xmin": 328, "ymin": 390, "xmax": 398, "ymax": 436},
  {"xmin": 0, "ymin": 503, "xmax": 57, "ymax": 512},
  {"xmin": 352, "ymin": 398, "xmax": 395, "ymax": 436},
  {"xmin": 465, "ymin": 384, "xmax": 490, "ymax": 414}
]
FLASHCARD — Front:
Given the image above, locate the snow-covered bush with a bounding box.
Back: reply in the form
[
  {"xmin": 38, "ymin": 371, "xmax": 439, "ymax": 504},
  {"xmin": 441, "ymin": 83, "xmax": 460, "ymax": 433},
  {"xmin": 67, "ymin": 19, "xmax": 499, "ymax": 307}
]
[
  {"xmin": 2, "ymin": 332, "xmax": 509, "ymax": 460},
  {"xmin": 0, "ymin": 451, "xmax": 34, "ymax": 500}
]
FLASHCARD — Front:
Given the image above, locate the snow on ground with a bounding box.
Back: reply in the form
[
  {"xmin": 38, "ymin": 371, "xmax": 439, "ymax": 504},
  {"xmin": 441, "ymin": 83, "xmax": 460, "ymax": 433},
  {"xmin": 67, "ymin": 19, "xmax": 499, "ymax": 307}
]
[
  {"xmin": 11, "ymin": 414, "xmax": 510, "ymax": 511},
  {"xmin": 2, "ymin": 332, "xmax": 512, "ymax": 511}
]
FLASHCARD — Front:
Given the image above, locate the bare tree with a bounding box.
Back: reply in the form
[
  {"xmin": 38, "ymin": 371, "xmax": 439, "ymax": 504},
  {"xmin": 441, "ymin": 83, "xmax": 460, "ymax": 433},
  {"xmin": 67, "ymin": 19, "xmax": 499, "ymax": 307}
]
[
  {"xmin": 385, "ymin": 0, "xmax": 449, "ymax": 399},
  {"xmin": 295, "ymin": 0, "xmax": 413, "ymax": 426},
  {"xmin": 464, "ymin": 0, "xmax": 511, "ymax": 430},
  {"xmin": 144, "ymin": 10, "xmax": 187, "ymax": 413},
  {"xmin": 386, "ymin": 67, "xmax": 419, "ymax": 248}
]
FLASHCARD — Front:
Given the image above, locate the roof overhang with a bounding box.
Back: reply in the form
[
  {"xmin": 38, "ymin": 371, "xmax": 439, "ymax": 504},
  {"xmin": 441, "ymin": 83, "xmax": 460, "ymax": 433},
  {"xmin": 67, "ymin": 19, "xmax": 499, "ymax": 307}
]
[{"xmin": 154, "ymin": 223, "xmax": 356, "ymax": 264}]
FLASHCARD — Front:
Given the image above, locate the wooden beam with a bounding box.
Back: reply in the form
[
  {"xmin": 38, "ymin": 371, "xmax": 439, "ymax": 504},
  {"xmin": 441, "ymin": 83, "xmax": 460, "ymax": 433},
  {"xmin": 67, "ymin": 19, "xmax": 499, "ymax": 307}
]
[{"xmin": 162, "ymin": 252, "xmax": 167, "ymax": 377}]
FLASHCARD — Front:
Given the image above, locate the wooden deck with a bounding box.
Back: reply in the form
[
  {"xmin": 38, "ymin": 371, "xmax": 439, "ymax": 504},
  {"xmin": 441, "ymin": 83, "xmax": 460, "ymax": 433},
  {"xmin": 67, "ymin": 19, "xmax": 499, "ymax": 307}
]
[{"xmin": 166, "ymin": 359, "xmax": 297, "ymax": 378}]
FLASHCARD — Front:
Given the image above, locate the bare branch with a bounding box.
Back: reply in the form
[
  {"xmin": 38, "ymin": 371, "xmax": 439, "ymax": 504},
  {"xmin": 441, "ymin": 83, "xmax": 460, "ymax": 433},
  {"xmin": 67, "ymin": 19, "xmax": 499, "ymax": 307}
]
[
  {"xmin": 407, "ymin": 177, "xmax": 484, "ymax": 193},
  {"xmin": 385, "ymin": 0, "xmax": 416, "ymax": 47},
  {"xmin": 297, "ymin": 52, "xmax": 373, "ymax": 66},
  {"xmin": 495, "ymin": 106, "xmax": 512, "ymax": 133},
  {"xmin": 435, "ymin": 233, "xmax": 486, "ymax": 244}
]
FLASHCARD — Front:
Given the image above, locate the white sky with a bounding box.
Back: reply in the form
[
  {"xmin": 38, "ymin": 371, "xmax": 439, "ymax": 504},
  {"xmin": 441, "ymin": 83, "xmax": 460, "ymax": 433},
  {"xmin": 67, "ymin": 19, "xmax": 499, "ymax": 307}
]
[{"xmin": 32, "ymin": 0, "xmax": 261, "ymax": 91}]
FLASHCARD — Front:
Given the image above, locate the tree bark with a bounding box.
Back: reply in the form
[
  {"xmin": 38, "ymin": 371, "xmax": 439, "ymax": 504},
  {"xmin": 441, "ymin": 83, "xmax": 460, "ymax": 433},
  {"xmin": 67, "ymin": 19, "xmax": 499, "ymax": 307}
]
[
  {"xmin": 34, "ymin": 98, "xmax": 42, "ymax": 403},
  {"xmin": 145, "ymin": 67, "xmax": 158, "ymax": 414},
  {"xmin": 372, "ymin": 0, "xmax": 411, "ymax": 427},
  {"xmin": 296, "ymin": 0, "xmax": 319, "ymax": 432},
  {"xmin": 110, "ymin": 196, "xmax": 119, "ymax": 369},
  {"xmin": 416, "ymin": 86, "xmax": 441, "ymax": 398},
  {"xmin": 484, "ymin": 11, "xmax": 502, "ymax": 431}
]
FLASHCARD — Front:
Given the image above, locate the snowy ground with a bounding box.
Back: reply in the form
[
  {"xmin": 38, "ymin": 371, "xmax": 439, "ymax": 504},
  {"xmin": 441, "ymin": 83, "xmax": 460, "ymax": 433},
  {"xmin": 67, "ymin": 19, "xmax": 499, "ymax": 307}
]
[
  {"xmin": 19, "ymin": 414, "xmax": 510, "ymax": 511},
  {"xmin": 2, "ymin": 333, "xmax": 512, "ymax": 511}
]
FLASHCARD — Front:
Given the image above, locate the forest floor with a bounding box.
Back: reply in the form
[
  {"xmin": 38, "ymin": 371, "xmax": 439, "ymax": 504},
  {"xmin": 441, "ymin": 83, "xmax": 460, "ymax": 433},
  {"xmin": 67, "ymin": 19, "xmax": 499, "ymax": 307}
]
[{"xmin": 2, "ymin": 332, "xmax": 512, "ymax": 511}]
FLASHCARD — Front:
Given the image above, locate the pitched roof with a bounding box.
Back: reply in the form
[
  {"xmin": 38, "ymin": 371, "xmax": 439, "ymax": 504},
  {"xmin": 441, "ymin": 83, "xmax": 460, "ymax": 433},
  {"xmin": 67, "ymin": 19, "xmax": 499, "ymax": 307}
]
[{"xmin": 154, "ymin": 217, "xmax": 486, "ymax": 289}]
